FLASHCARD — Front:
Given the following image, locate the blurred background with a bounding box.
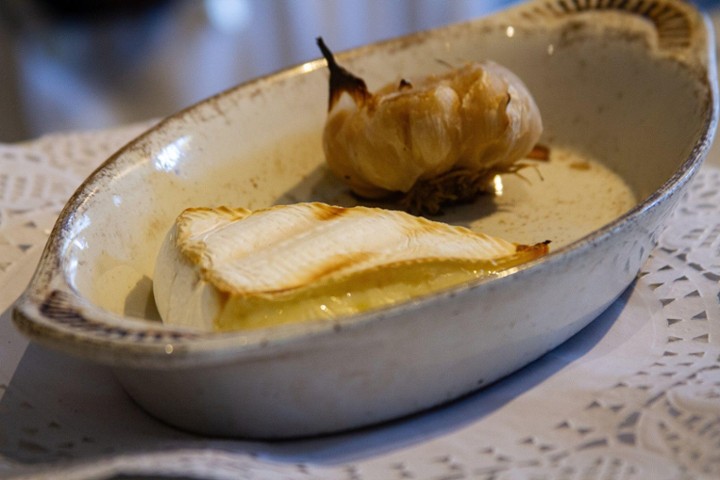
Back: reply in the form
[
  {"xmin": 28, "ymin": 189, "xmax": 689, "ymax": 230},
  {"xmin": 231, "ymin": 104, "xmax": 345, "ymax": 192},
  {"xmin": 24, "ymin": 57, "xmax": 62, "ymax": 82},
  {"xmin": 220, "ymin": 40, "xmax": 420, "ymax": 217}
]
[
  {"xmin": 0, "ymin": 0, "xmax": 717, "ymax": 143},
  {"xmin": 0, "ymin": 0, "xmax": 526, "ymax": 143}
]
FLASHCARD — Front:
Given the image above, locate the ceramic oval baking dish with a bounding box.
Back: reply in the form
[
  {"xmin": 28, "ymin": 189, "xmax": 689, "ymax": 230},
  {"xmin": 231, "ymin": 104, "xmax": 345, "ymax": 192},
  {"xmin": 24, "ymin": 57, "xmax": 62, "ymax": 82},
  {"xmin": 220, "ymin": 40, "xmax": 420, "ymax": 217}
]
[{"xmin": 13, "ymin": 0, "xmax": 717, "ymax": 438}]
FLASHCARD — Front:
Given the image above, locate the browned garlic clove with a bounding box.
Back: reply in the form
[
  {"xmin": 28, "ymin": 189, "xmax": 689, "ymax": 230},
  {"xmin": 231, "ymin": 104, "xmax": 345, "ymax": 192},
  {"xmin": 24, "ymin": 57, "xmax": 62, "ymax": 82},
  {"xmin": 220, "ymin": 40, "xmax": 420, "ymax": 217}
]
[{"xmin": 317, "ymin": 37, "xmax": 543, "ymax": 214}]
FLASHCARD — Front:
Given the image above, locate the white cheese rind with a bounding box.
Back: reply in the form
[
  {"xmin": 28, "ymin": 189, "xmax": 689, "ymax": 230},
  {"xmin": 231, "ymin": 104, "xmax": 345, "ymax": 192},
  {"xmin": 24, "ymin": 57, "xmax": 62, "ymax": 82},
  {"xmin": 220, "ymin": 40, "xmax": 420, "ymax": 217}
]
[{"xmin": 153, "ymin": 203, "xmax": 545, "ymax": 331}]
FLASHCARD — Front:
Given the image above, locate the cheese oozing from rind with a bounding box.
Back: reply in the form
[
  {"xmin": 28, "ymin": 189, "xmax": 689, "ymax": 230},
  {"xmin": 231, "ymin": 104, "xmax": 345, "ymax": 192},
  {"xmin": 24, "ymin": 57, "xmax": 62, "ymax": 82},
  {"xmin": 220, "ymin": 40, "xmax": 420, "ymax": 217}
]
[{"xmin": 153, "ymin": 203, "xmax": 548, "ymax": 332}]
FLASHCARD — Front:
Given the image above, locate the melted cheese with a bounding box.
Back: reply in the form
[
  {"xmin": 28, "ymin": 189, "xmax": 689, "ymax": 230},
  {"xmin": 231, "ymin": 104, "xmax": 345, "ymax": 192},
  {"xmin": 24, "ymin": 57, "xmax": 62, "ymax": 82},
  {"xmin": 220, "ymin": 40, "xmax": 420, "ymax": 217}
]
[{"xmin": 153, "ymin": 203, "xmax": 548, "ymax": 332}]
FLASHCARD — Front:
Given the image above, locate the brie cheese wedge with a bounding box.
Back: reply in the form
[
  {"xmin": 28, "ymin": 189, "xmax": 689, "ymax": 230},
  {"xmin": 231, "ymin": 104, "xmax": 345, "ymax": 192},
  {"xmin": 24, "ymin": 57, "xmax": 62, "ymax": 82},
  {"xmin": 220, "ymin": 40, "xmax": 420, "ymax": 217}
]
[{"xmin": 153, "ymin": 202, "xmax": 548, "ymax": 332}]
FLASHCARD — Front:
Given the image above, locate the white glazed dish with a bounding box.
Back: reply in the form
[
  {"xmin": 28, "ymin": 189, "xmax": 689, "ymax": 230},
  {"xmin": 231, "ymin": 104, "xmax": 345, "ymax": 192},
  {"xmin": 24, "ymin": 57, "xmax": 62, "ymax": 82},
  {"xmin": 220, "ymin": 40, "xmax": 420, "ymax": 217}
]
[{"xmin": 13, "ymin": 0, "xmax": 717, "ymax": 438}]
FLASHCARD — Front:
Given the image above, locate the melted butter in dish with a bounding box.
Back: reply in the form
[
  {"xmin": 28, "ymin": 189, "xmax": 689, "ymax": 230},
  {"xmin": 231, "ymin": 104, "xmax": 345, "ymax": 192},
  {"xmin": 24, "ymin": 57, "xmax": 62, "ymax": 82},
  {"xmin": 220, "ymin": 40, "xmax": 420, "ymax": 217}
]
[
  {"xmin": 153, "ymin": 203, "xmax": 548, "ymax": 332},
  {"xmin": 459, "ymin": 147, "xmax": 639, "ymax": 248}
]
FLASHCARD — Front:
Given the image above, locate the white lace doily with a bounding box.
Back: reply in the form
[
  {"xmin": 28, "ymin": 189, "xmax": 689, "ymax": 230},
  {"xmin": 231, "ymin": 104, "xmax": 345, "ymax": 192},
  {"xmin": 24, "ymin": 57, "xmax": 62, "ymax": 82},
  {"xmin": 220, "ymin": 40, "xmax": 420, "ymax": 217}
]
[{"xmin": 0, "ymin": 124, "xmax": 718, "ymax": 480}]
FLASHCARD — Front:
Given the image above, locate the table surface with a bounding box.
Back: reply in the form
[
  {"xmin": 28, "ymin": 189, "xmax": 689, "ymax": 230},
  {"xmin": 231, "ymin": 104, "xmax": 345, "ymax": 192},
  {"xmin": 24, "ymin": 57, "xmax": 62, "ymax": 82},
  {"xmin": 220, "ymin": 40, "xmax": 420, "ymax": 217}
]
[{"xmin": 1, "ymin": 107, "xmax": 720, "ymax": 480}]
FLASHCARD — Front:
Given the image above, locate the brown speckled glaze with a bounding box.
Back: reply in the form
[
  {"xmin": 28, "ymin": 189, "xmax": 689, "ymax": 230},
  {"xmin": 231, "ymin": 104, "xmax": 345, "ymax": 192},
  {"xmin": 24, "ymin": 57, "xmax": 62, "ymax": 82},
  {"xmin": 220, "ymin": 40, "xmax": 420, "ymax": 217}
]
[
  {"xmin": 11, "ymin": 0, "xmax": 718, "ymax": 437},
  {"xmin": 519, "ymin": 0, "xmax": 693, "ymax": 49},
  {"xmin": 39, "ymin": 290, "xmax": 202, "ymax": 341}
]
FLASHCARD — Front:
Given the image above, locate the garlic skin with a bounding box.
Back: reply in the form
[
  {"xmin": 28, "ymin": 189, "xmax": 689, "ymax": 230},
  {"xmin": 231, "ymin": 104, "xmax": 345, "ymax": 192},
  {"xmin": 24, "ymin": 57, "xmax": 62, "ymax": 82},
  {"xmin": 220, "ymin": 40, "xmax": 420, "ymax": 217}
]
[
  {"xmin": 153, "ymin": 203, "xmax": 548, "ymax": 332},
  {"xmin": 319, "ymin": 38, "xmax": 542, "ymax": 214}
]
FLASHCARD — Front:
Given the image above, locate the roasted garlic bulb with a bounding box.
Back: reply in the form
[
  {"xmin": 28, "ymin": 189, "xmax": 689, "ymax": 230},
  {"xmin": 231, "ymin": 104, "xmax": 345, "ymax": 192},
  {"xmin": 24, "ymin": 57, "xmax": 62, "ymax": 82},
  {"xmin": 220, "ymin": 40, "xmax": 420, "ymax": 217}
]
[
  {"xmin": 153, "ymin": 202, "xmax": 548, "ymax": 332},
  {"xmin": 318, "ymin": 38, "xmax": 543, "ymax": 214}
]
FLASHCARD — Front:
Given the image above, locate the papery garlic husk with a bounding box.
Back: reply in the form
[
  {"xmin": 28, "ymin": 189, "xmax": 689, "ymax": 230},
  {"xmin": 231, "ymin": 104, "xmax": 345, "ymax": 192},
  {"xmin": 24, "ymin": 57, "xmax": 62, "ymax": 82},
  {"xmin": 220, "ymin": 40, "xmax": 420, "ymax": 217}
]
[
  {"xmin": 318, "ymin": 38, "xmax": 543, "ymax": 214},
  {"xmin": 153, "ymin": 202, "xmax": 549, "ymax": 332}
]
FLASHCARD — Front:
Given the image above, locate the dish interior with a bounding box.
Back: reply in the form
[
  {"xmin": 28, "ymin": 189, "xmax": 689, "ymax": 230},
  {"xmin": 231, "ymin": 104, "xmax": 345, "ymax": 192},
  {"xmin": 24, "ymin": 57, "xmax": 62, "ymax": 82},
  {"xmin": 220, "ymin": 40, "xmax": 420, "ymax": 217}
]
[{"xmin": 63, "ymin": 22, "xmax": 709, "ymax": 324}]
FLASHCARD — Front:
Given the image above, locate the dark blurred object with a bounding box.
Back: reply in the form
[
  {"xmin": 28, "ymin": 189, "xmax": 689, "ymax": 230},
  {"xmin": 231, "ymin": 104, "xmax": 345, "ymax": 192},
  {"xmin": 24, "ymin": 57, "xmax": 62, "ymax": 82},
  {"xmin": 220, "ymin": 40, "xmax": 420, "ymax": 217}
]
[
  {"xmin": 0, "ymin": 0, "xmax": 172, "ymax": 22},
  {"xmin": 694, "ymin": 0, "xmax": 720, "ymax": 9},
  {"xmin": 0, "ymin": 0, "xmax": 175, "ymax": 141},
  {"xmin": 0, "ymin": 0, "xmax": 173, "ymax": 68},
  {"xmin": 0, "ymin": 0, "xmax": 518, "ymax": 143}
]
